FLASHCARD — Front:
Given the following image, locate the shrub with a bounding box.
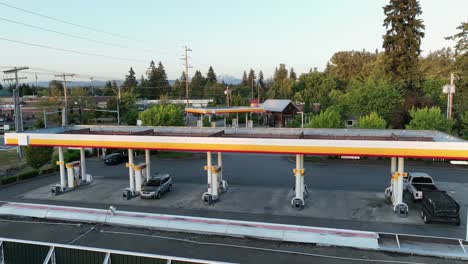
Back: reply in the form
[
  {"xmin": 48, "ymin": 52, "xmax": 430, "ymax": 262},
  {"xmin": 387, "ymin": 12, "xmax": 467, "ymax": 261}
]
[
  {"xmin": 17, "ymin": 169, "xmax": 39, "ymax": 180},
  {"xmin": 356, "ymin": 112, "xmax": 387, "ymax": 129},
  {"xmin": 306, "ymin": 108, "xmax": 343, "ymax": 128},
  {"xmin": 51, "ymin": 149, "xmax": 81, "ymax": 170},
  {"xmin": 24, "ymin": 146, "xmax": 54, "ymax": 169},
  {"xmin": 1, "ymin": 176, "xmax": 17, "ymax": 185},
  {"xmin": 406, "ymin": 107, "xmax": 454, "ymax": 132}
]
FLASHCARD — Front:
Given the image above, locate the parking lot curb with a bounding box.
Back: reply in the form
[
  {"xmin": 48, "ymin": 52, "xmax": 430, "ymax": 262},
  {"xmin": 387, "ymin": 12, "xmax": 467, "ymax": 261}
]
[{"xmin": 0, "ymin": 202, "xmax": 379, "ymax": 250}]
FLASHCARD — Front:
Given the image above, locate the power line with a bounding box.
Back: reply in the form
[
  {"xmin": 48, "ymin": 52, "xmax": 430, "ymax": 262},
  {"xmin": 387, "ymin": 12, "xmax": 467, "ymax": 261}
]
[
  {"xmin": 0, "ymin": 1, "xmax": 139, "ymax": 42},
  {"xmin": 0, "ymin": 17, "xmax": 159, "ymax": 54},
  {"xmin": 0, "ymin": 37, "xmax": 147, "ymax": 63}
]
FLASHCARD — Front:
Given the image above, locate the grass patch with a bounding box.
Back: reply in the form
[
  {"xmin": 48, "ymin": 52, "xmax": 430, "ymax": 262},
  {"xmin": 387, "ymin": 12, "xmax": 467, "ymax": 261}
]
[
  {"xmin": 157, "ymin": 151, "xmax": 193, "ymax": 159},
  {"xmin": 304, "ymin": 156, "xmax": 323, "ymax": 162},
  {"xmin": 0, "ymin": 150, "xmax": 24, "ymax": 168}
]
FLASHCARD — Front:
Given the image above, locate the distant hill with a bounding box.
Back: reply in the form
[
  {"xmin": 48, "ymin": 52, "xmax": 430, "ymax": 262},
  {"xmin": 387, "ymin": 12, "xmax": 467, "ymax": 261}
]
[
  {"xmin": 218, "ymin": 74, "xmax": 241, "ymax": 85},
  {"xmin": 27, "ymin": 76, "xmax": 240, "ymax": 87},
  {"xmin": 29, "ymin": 80, "xmax": 124, "ymax": 88}
]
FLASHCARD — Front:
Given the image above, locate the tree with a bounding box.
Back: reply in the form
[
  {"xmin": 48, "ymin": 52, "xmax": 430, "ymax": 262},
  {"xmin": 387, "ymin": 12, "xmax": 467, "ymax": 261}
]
[
  {"xmin": 103, "ymin": 81, "xmax": 114, "ymax": 96},
  {"xmin": 258, "ymin": 70, "xmax": 266, "ymax": 101},
  {"xmin": 191, "ymin": 70, "xmax": 206, "ymax": 98},
  {"xmin": 306, "ymin": 108, "xmax": 343, "ymax": 128},
  {"xmin": 48, "ymin": 80, "xmax": 63, "ymax": 97},
  {"xmin": 292, "ymin": 71, "xmax": 337, "ymax": 111},
  {"xmin": 383, "ymin": 0, "xmax": 425, "ymax": 87},
  {"xmin": 289, "ymin": 67, "xmax": 297, "ymax": 81},
  {"xmin": 461, "ymin": 112, "xmax": 468, "ymax": 139},
  {"xmin": 342, "ymin": 79, "xmax": 404, "ymax": 125},
  {"xmin": 419, "ymin": 48, "xmax": 455, "ymax": 79},
  {"xmin": 24, "ymin": 146, "xmax": 53, "ymax": 169},
  {"xmin": 406, "ymin": 107, "xmax": 454, "ymax": 132},
  {"xmin": 206, "ymin": 66, "xmax": 217, "ymax": 84},
  {"xmin": 274, "ymin": 64, "xmax": 288, "ymax": 82},
  {"xmin": 356, "ymin": 112, "xmax": 387, "ymax": 129},
  {"xmin": 247, "ymin": 69, "xmax": 256, "ymax": 87},
  {"xmin": 122, "ymin": 67, "xmax": 138, "ymax": 91},
  {"xmin": 146, "ymin": 61, "xmax": 170, "ymax": 99},
  {"xmin": 241, "ymin": 71, "xmax": 248, "ymax": 86},
  {"xmin": 326, "ymin": 50, "xmax": 378, "ymax": 88},
  {"xmin": 446, "ymin": 22, "xmax": 468, "ymax": 116},
  {"xmin": 139, "ymin": 104, "xmax": 184, "ymax": 126}
]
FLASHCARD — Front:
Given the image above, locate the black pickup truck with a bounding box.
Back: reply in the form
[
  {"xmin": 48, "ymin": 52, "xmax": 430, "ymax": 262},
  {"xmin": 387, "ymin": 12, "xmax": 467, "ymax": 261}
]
[{"xmin": 421, "ymin": 191, "xmax": 460, "ymax": 225}]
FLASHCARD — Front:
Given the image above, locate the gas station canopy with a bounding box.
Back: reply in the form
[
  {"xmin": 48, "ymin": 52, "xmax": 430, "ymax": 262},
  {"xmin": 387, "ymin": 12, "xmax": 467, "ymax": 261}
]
[
  {"xmin": 4, "ymin": 125, "xmax": 468, "ymax": 160},
  {"xmin": 185, "ymin": 106, "xmax": 265, "ymax": 114}
]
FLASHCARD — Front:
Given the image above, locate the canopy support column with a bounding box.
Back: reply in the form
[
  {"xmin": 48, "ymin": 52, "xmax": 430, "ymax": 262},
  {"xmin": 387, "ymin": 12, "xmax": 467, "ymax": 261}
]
[
  {"xmin": 145, "ymin": 149, "xmax": 151, "ymax": 182},
  {"xmin": 80, "ymin": 148, "xmax": 87, "ymax": 182},
  {"xmin": 217, "ymin": 152, "xmax": 228, "ymax": 193},
  {"xmin": 128, "ymin": 149, "xmax": 135, "ymax": 194},
  {"xmin": 394, "ymin": 157, "xmax": 408, "ymax": 216},
  {"xmin": 58, "ymin": 147, "xmax": 66, "ymax": 189},
  {"xmin": 291, "ymin": 154, "xmax": 305, "ymax": 210}
]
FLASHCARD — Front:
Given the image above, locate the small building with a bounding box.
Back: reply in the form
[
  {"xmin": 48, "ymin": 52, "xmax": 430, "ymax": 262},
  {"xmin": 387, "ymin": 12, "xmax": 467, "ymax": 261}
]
[{"xmin": 262, "ymin": 99, "xmax": 300, "ymax": 128}]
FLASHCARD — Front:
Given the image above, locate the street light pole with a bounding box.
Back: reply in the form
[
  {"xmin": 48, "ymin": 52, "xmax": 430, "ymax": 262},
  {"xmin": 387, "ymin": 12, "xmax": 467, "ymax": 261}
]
[
  {"xmin": 298, "ymin": 112, "xmax": 304, "ymax": 128},
  {"xmin": 117, "ymin": 86, "xmax": 121, "ymax": 125}
]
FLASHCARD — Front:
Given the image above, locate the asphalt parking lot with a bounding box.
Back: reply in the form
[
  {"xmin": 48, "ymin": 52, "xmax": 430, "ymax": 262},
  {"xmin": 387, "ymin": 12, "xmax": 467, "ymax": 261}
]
[{"xmin": 1, "ymin": 153, "xmax": 467, "ymax": 239}]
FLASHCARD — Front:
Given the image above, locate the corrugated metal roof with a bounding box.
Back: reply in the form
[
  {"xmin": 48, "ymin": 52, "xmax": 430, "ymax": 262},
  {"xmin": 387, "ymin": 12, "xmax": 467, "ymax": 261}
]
[{"xmin": 261, "ymin": 99, "xmax": 298, "ymax": 112}]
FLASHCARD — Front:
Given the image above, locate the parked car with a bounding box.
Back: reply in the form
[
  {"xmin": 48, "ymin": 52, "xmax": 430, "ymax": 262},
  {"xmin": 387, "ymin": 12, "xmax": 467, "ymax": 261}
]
[
  {"xmin": 103, "ymin": 153, "xmax": 128, "ymax": 165},
  {"xmin": 421, "ymin": 191, "xmax": 460, "ymax": 225},
  {"xmin": 404, "ymin": 172, "xmax": 437, "ymax": 201},
  {"xmin": 140, "ymin": 174, "xmax": 173, "ymax": 199}
]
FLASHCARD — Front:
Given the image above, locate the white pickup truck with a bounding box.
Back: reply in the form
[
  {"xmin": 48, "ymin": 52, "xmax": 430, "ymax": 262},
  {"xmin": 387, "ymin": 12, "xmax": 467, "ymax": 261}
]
[{"xmin": 404, "ymin": 172, "xmax": 437, "ymax": 201}]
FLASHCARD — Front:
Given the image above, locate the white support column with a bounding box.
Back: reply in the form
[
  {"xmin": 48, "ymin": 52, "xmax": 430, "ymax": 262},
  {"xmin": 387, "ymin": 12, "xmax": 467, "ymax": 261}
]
[
  {"xmin": 390, "ymin": 157, "xmax": 396, "ymax": 174},
  {"xmin": 145, "ymin": 149, "xmax": 151, "ymax": 182},
  {"xmin": 300, "ymin": 154, "xmax": 305, "ymax": 197},
  {"xmin": 207, "ymin": 152, "xmax": 212, "ymax": 194},
  {"xmin": 80, "ymin": 148, "xmax": 86, "ymax": 182},
  {"xmin": 245, "ymin": 113, "xmax": 248, "ymax": 128},
  {"xmin": 291, "ymin": 154, "xmax": 305, "ymax": 209},
  {"xmin": 396, "ymin": 157, "xmax": 404, "ymax": 205},
  {"xmin": 58, "ymin": 147, "xmax": 66, "ymax": 188},
  {"xmin": 128, "ymin": 149, "xmax": 135, "ymax": 193},
  {"xmin": 217, "ymin": 152, "xmax": 223, "ymax": 181}
]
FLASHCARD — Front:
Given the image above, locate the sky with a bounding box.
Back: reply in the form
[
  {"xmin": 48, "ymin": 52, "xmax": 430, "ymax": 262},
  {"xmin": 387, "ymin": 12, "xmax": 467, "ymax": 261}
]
[{"xmin": 0, "ymin": 0, "xmax": 467, "ymax": 82}]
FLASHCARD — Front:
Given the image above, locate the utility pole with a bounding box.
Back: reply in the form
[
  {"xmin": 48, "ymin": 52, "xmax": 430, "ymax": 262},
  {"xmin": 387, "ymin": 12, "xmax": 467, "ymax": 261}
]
[
  {"xmin": 117, "ymin": 86, "xmax": 121, "ymax": 125},
  {"xmin": 90, "ymin": 77, "xmax": 95, "ymax": 96},
  {"xmin": 251, "ymin": 75, "xmax": 254, "ymax": 100},
  {"xmin": 3, "ymin": 66, "xmax": 28, "ymax": 159},
  {"xmin": 225, "ymin": 86, "xmax": 231, "ymax": 107},
  {"xmin": 448, "ymin": 73, "xmax": 454, "ymax": 119},
  {"xmin": 54, "ymin": 73, "xmax": 75, "ymax": 127},
  {"xmin": 443, "ymin": 73, "xmax": 456, "ymax": 119},
  {"xmin": 181, "ymin": 45, "xmax": 192, "ymax": 107}
]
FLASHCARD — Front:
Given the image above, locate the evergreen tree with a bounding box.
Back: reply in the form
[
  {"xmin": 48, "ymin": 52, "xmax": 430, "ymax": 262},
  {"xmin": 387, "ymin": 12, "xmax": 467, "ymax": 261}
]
[
  {"xmin": 258, "ymin": 71, "xmax": 265, "ymax": 88},
  {"xmin": 241, "ymin": 71, "xmax": 248, "ymax": 86},
  {"xmin": 206, "ymin": 66, "xmax": 217, "ymax": 84},
  {"xmin": 103, "ymin": 81, "xmax": 114, "ymax": 96},
  {"xmin": 147, "ymin": 61, "xmax": 170, "ymax": 99},
  {"xmin": 274, "ymin": 64, "xmax": 288, "ymax": 82},
  {"xmin": 383, "ymin": 0, "xmax": 425, "ymax": 87},
  {"xmin": 247, "ymin": 69, "xmax": 256, "ymax": 87},
  {"xmin": 175, "ymin": 71, "xmax": 188, "ymax": 99},
  {"xmin": 258, "ymin": 71, "xmax": 265, "ymax": 101},
  {"xmin": 191, "ymin": 70, "xmax": 206, "ymax": 98},
  {"xmin": 122, "ymin": 67, "xmax": 138, "ymax": 91},
  {"xmin": 289, "ymin": 67, "xmax": 297, "ymax": 81}
]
